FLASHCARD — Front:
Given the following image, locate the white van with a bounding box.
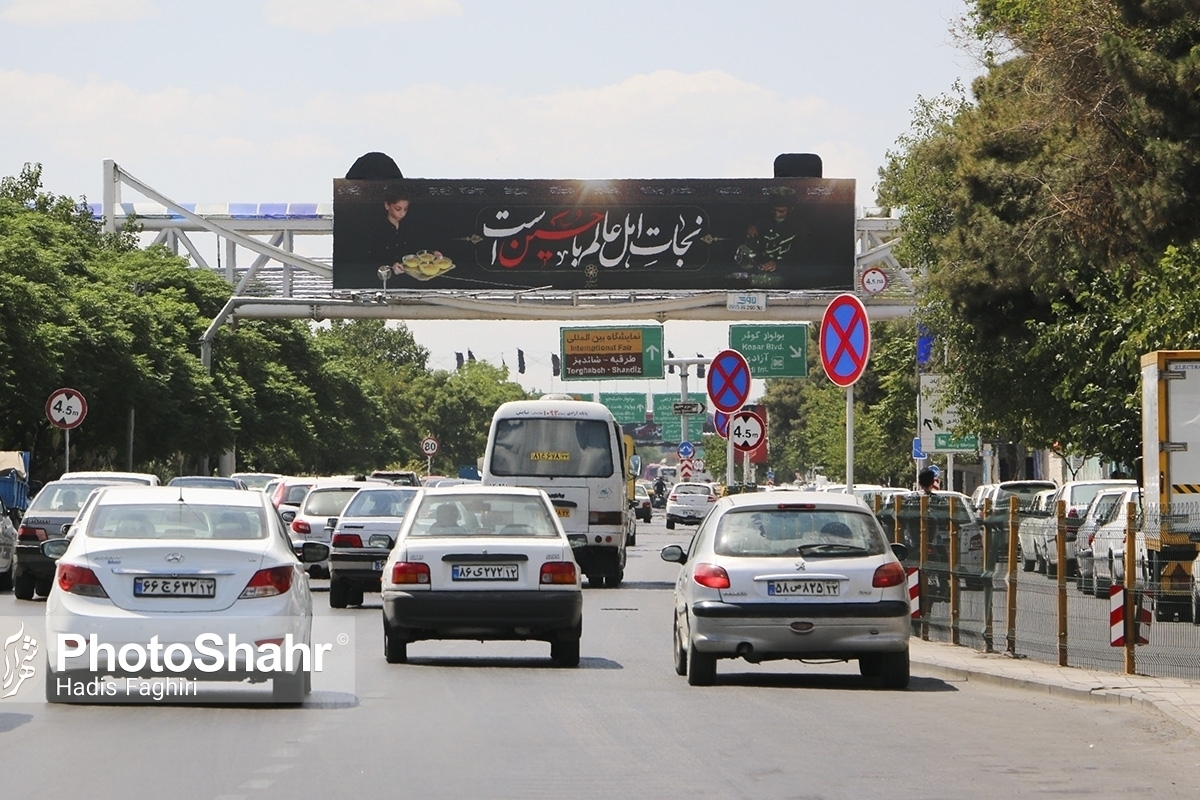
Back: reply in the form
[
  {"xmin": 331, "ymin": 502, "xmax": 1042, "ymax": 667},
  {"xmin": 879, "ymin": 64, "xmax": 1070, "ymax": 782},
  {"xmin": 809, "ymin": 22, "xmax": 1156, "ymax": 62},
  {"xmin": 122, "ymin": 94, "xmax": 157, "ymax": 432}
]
[{"xmin": 482, "ymin": 397, "xmax": 632, "ymax": 587}]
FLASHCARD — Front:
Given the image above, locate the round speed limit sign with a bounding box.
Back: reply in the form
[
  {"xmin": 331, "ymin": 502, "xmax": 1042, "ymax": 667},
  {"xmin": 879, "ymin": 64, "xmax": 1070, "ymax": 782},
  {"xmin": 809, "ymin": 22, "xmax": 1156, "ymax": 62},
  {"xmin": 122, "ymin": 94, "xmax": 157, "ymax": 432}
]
[
  {"xmin": 421, "ymin": 436, "xmax": 439, "ymax": 456},
  {"xmin": 46, "ymin": 388, "xmax": 88, "ymax": 430}
]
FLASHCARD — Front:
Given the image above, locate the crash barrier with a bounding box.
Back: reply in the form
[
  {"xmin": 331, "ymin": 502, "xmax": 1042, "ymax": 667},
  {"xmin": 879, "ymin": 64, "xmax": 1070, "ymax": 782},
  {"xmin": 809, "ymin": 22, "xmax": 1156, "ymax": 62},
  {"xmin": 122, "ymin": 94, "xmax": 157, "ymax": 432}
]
[{"xmin": 871, "ymin": 496, "xmax": 1200, "ymax": 680}]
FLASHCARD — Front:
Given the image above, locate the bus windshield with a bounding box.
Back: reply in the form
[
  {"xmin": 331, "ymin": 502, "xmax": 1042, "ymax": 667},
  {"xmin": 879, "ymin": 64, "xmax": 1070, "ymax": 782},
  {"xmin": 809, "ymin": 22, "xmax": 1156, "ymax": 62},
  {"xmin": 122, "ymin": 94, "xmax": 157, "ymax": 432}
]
[{"xmin": 489, "ymin": 418, "xmax": 614, "ymax": 478}]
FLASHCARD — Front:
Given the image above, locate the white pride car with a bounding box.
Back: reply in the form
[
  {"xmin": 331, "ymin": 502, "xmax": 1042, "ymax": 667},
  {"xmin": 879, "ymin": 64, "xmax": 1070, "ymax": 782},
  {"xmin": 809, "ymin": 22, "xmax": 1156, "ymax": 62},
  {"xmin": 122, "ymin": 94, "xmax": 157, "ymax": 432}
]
[
  {"xmin": 380, "ymin": 486, "xmax": 583, "ymax": 666},
  {"xmin": 42, "ymin": 485, "xmax": 329, "ymax": 704}
]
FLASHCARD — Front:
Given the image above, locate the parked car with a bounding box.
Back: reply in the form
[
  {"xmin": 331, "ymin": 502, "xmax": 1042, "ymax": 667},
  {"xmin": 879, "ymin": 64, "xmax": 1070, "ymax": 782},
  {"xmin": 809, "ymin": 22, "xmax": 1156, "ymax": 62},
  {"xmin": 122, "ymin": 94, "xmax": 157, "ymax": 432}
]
[
  {"xmin": 665, "ymin": 482, "xmax": 718, "ymax": 530},
  {"xmin": 1038, "ymin": 480, "xmax": 1136, "ymax": 578},
  {"xmin": 991, "ymin": 480, "xmax": 1057, "ymax": 512},
  {"xmin": 288, "ymin": 479, "xmax": 388, "ymax": 578},
  {"xmin": 13, "ymin": 479, "xmax": 126, "ymax": 600},
  {"xmin": 380, "ymin": 485, "xmax": 583, "ymax": 666},
  {"xmin": 328, "ymin": 485, "xmax": 418, "ymax": 608},
  {"xmin": 1018, "ymin": 488, "xmax": 1057, "ymax": 572},
  {"xmin": 1091, "ymin": 487, "xmax": 1142, "ymax": 599},
  {"xmin": 0, "ymin": 495, "xmax": 16, "ymax": 592},
  {"xmin": 970, "ymin": 483, "xmax": 998, "ymax": 512},
  {"xmin": 1072, "ymin": 487, "xmax": 1130, "ymax": 595},
  {"xmin": 660, "ymin": 490, "xmax": 910, "ymax": 687},
  {"xmin": 168, "ymin": 476, "xmax": 249, "ymax": 490},
  {"xmin": 631, "ymin": 483, "xmax": 652, "ymax": 524},
  {"xmin": 41, "ymin": 485, "xmax": 328, "ymax": 703}
]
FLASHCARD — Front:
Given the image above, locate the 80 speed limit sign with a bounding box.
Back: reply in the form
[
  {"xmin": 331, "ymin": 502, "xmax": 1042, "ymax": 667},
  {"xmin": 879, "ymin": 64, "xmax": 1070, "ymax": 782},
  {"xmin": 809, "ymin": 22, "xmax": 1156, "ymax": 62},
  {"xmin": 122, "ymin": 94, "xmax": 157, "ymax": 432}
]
[{"xmin": 421, "ymin": 436, "xmax": 439, "ymax": 456}]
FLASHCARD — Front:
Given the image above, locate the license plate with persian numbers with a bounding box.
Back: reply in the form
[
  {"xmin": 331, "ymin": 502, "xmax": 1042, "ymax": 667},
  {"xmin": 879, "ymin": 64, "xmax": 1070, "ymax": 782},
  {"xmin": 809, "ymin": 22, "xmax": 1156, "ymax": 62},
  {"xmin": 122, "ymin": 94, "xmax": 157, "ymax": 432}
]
[
  {"xmin": 767, "ymin": 579, "xmax": 840, "ymax": 597},
  {"xmin": 134, "ymin": 577, "xmax": 217, "ymax": 597},
  {"xmin": 372, "ymin": 560, "xmax": 384, "ymax": 571},
  {"xmin": 452, "ymin": 564, "xmax": 519, "ymax": 581},
  {"xmin": 555, "ymin": 507, "xmax": 571, "ymax": 519}
]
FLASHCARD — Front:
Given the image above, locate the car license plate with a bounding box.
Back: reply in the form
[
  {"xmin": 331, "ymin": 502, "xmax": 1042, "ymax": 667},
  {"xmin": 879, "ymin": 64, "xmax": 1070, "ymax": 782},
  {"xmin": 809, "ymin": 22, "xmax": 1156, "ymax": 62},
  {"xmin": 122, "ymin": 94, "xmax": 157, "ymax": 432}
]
[
  {"xmin": 555, "ymin": 507, "xmax": 570, "ymax": 519},
  {"xmin": 134, "ymin": 577, "xmax": 217, "ymax": 597},
  {"xmin": 372, "ymin": 560, "xmax": 384, "ymax": 571},
  {"xmin": 451, "ymin": 564, "xmax": 518, "ymax": 581},
  {"xmin": 767, "ymin": 580, "xmax": 840, "ymax": 597}
]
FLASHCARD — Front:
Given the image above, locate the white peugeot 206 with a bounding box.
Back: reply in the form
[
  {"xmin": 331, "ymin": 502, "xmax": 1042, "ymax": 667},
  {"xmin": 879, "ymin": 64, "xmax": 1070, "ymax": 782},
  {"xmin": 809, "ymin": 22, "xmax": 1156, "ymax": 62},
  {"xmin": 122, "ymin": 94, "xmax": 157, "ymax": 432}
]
[
  {"xmin": 661, "ymin": 490, "xmax": 911, "ymax": 688},
  {"xmin": 41, "ymin": 485, "xmax": 329, "ymax": 704}
]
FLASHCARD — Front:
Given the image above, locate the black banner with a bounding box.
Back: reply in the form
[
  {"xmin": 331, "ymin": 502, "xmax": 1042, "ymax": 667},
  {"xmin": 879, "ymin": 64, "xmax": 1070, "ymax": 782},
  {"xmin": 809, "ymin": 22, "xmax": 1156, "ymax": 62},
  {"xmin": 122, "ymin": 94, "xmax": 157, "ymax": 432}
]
[{"xmin": 332, "ymin": 178, "xmax": 854, "ymax": 291}]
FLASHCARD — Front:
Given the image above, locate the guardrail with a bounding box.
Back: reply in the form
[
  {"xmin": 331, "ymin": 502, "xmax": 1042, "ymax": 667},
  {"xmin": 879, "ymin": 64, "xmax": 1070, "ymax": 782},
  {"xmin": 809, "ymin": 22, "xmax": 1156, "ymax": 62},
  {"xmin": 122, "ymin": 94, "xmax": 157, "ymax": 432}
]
[{"xmin": 870, "ymin": 496, "xmax": 1195, "ymax": 679}]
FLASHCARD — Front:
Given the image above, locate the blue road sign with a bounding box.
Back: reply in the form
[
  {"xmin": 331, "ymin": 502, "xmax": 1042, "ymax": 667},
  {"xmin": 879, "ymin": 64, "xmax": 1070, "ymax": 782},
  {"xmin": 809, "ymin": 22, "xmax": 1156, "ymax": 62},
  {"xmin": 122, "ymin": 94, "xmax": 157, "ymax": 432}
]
[
  {"xmin": 677, "ymin": 441, "xmax": 695, "ymax": 459},
  {"xmin": 912, "ymin": 437, "xmax": 926, "ymax": 460}
]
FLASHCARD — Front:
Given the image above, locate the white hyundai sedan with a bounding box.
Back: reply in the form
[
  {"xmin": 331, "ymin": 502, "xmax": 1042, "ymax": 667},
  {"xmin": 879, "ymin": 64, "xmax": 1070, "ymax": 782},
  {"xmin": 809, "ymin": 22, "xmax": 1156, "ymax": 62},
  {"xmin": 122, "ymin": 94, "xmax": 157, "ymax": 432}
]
[
  {"xmin": 380, "ymin": 486, "xmax": 583, "ymax": 666},
  {"xmin": 661, "ymin": 491, "xmax": 911, "ymax": 688},
  {"xmin": 42, "ymin": 485, "xmax": 329, "ymax": 703}
]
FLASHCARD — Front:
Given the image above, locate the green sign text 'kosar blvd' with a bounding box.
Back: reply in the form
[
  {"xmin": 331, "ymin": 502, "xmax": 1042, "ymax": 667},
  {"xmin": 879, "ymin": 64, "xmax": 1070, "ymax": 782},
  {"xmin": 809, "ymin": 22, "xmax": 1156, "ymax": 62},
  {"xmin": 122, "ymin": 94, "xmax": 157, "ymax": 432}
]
[{"xmin": 729, "ymin": 324, "xmax": 808, "ymax": 378}]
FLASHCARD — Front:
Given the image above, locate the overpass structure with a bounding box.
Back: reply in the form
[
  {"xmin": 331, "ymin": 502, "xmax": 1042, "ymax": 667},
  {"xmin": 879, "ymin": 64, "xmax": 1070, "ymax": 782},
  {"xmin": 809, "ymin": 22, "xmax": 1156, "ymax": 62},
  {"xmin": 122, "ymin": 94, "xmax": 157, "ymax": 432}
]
[{"xmin": 97, "ymin": 159, "xmax": 914, "ymax": 366}]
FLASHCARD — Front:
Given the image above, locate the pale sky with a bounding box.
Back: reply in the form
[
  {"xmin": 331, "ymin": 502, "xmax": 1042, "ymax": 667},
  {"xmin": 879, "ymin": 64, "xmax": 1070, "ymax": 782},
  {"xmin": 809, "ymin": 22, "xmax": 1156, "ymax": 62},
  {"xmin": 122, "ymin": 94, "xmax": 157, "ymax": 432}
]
[{"xmin": 0, "ymin": 0, "xmax": 982, "ymax": 399}]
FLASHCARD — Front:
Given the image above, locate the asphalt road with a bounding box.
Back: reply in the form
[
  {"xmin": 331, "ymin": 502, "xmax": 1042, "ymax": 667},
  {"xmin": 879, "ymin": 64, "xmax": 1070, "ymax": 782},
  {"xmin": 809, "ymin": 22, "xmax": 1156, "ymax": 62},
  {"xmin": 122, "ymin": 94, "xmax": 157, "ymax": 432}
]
[{"xmin": 1, "ymin": 515, "xmax": 1197, "ymax": 800}]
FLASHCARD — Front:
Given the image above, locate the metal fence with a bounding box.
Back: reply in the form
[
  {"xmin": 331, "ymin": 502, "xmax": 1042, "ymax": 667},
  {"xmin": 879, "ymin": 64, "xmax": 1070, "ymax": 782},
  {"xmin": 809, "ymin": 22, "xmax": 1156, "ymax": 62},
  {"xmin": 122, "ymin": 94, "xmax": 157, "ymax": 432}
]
[{"xmin": 871, "ymin": 495, "xmax": 1200, "ymax": 680}]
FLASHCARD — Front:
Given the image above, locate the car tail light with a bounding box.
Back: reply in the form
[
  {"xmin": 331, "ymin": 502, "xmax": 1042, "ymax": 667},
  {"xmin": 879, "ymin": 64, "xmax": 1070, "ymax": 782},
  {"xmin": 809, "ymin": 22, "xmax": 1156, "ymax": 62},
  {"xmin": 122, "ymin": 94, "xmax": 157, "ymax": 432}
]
[
  {"xmin": 291, "ymin": 518, "xmax": 311, "ymax": 535},
  {"xmin": 589, "ymin": 511, "xmax": 624, "ymax": 525},
  {"xmin": 777, "ymin": 503, "xmax": 817, "ymax": 509},
  {"xmin": 17, "ymin": 525, "xmax": 46, "ymax": 542},
  {"xmin": 668, "ymin": 494, "xmax": 678, "ymax": 502},
  {"xmin": 707, "ymin": 495, "xmax": 716, "ymax": 503},
  {"xmin": 57, "ymin": 564, "xmax": 108, "ymax": 597},
  {"xmin": 332, "ymin": 533, "xmax": 362, "ymax": 548},
  {"xmin": 240, "ymin": 566, "xmax": 294, "ymax": 598},
  {"xmin": 872, "ymin": 562, "xmax": 906, "ymax": 588},
  {"xmin": 693, "ymin": 563, "xmax": 730, "ymax": 589},
  {"xmin": 391, "ymin": 562, "xmax": 430, "ymax": 584},
  {"xmin": 540, "ymin": 561, "xmax": 577, "ymax": 585}
]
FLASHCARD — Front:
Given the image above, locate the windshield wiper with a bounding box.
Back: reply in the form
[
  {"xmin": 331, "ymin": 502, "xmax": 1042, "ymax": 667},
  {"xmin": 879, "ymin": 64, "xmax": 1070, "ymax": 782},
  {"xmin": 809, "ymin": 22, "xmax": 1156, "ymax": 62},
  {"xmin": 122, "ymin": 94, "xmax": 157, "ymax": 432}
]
[{"xmin": 795, "ymin": 543, "xmax": 871, "ymax": 556}]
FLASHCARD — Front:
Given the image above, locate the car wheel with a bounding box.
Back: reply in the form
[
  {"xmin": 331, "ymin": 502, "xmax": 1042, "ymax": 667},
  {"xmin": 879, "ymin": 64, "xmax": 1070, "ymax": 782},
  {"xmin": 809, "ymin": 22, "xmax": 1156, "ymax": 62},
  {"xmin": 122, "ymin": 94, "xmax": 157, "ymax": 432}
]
[
  {"xmin": 686, "ymin": 638, "xmax": 716, "ymax": 686},
  {"xmin": 550, "ymin": 638, "xmax": 580, "ymax": 667},
  {"xmin": 627, "ymin": 531, "xmax": 637, "ymax": 547},
  {"xmin": 1045, "ymin": 559, "xmax": 1057, "ymax": 579},
  {"xmin": 349, "ymin": 587, "xmax": 365, "ymax": 607},
  {"xmin": 672, "ymin": 620, "xmax": 687, "ymax": 676},
  {"xmin": 0, "ymin": 561, "xmax": 12, "ymax": 592},
  {"xmin": 1020, "ymin": 545, "xmax": 1035, "ymax": 573},
  {"xmin": 384, "ymin": 626, "xmax": 408, "ymax": 664},
  {"xmin": 586, "ymin": 574, "xmax": 605, "ymax": 588},
  {"xmin": 879, "ymin": 649, "xmax": 910, "ymax": 690},
  {"xmin": 272, "ymin": 668, "xmax": 309, "ymax": 704},
  {"xmin": 1075, "ymin": 568, "xmax": 1087, "ymax": 594},
  {"xmin": 858, "ymin": 654, "xmax": 882, "ymax": 679},
  {"xmin": 35, "ymin": 577, "xmax": 52, "ymax": 597},
  {"xmin": 666, "ymin": 519, "xmax": 676, "ymax": 530},
  {"xmin": 13, "ymin": 571, "xmax": 35, "ymax": 601},
  {"xmin": 605, "ymin": 564, "xmax": 624, "ymax": 588},
  {"xmin": 1093, "ymin": 564, "xmax": 1110, "ymax": 599},
  {"xmin": 328, "ymin": 578, "xmax": 349, "ymax": 609},
  {"xmin": 1192, "ymin": 589, "xmax": 1200, "ymax": 627}
]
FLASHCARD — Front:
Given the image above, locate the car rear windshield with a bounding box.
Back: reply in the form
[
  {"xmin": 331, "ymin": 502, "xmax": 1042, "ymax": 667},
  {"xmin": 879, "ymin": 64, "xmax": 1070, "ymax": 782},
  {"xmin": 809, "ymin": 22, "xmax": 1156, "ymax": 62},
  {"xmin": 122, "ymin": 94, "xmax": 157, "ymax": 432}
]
[
  {"xmin": 409, "ymin": 495, "xmax": 559, "ymax": 538},
  {"xmin": 674, "ymin": 484, "xmax": 712, "ymax": 495},
  {"xmin": 89, "ymin": 504, "xmax": 268, "ymax": 539},
  {"xmin": 342, "ymin": 488, "xmax": 417, "ymax": 518},
  {"xmin": 302, "ymin": 489, "xmax": 363, "ymax": 517},
  {"xmin": 489, "ymin": 418, "xmax": 614, "ymax": 478},
  {"xmin": 714, "ymin": 509, "xmax": 887, "ymax": 558},
  {"xmin": 28, "ymin": 483, "xmax": 106, "ymax": 514},
  {"xmin": 994, "ymin": 482, "xmax": 1056, "ymax": 508}
]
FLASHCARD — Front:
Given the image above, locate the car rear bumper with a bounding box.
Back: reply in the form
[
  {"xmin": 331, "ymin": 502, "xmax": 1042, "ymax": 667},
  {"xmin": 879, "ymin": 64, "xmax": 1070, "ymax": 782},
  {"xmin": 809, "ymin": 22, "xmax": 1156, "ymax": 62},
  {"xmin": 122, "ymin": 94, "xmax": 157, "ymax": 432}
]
[
  {"xmin": 329, "ymin": 548, "xmax": 388, "ymax": 588},
  {"xmin": 15, "ymin": 544, "xmax": 56, "ymax": 579},
  {"xmin": 383, "ymin": 590, "xmax": 582, "ymax": 641},
  {"xmin": 689, "ymin": 600, "xmax": 910, "ymax": 658}
]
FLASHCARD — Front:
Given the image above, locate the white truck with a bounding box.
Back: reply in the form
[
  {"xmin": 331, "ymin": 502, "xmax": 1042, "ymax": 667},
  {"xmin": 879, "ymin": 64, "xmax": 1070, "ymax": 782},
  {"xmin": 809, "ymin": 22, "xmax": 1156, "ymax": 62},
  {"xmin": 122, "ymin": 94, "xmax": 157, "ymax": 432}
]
[{"xmin": 1141, "ymin": 351, "xmax": 1200, "ymax": 621}]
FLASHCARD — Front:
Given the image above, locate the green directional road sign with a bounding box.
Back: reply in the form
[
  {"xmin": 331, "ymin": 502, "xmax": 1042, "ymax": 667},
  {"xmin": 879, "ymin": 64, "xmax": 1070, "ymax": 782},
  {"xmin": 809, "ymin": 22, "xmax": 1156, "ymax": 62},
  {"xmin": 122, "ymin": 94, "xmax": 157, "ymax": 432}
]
[
  {"xmin": 729, "ymin": 324, "xmax": 808, "ymax": 378},
  {"xmin": 560, "ymin": 326, "xmax": 664, "ymax": 380},
  {"xmin": 600, "ymin": 393, "xmax": 648, "ymax": 425},
  {"xmin": 654, "ymin": 393, "xmax": 705, "ymax": 444},
  {"xmin": 934, "ymin": 433, "xmax": 979, "ymax": 452}
]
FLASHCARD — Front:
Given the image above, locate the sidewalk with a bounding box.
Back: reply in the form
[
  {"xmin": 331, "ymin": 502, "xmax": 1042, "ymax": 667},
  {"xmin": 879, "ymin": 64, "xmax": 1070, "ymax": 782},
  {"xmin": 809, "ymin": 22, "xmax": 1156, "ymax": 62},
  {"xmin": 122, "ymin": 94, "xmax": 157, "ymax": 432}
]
[{"xmin": 909, "ymin": 638, "xmax": 1200, "ymax": 736}]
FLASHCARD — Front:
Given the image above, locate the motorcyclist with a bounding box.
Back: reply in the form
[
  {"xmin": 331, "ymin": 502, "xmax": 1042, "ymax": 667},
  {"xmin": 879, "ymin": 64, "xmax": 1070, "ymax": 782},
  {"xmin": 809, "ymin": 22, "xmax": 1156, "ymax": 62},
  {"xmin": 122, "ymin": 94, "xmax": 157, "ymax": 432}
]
[{"xmin": 653, "ymin": 477, "xmax": 667, "ymax": 508}]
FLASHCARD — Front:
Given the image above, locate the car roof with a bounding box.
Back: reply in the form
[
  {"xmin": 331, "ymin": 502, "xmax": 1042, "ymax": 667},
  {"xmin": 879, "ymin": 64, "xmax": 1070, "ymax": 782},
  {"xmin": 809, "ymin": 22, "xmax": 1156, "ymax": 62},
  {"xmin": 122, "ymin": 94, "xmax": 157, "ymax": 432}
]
[
  {"xmin": 419, "ymin": 485, "xmax": 547, "ymax": 498},
  {"xmin": 719, "ymin": 490, "xmax": 868, "ymax": 511},
  {"xmin": 59, "ymin": 471, "xmax": 159, "ymax": 484},
  {"xmin": 93, "ymin": 486, "xmax": 266, "ymax": 507}
]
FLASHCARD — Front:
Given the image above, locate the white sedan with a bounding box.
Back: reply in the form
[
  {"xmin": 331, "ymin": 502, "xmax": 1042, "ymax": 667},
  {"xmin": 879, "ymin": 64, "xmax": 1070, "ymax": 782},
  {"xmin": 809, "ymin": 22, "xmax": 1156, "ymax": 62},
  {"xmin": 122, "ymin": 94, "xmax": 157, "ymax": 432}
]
[
  {"xmin": 661, "ymin": 491, "xmax": 911, "ymax": 687},
  {"xmin": 42, "ymin": 485, "xmax": 328, "ymax": 703},
  {"xmin": 380, "ymin": 486, "xmax": 583, "ymax": 666}
]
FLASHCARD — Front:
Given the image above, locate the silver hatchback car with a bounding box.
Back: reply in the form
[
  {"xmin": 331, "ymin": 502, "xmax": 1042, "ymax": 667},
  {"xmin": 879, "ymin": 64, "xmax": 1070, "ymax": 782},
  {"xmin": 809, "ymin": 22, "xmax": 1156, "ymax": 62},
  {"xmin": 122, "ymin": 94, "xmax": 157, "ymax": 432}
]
[{"xmin": 661, "ymin": 491, "xmax": 911, "ymax": 687}]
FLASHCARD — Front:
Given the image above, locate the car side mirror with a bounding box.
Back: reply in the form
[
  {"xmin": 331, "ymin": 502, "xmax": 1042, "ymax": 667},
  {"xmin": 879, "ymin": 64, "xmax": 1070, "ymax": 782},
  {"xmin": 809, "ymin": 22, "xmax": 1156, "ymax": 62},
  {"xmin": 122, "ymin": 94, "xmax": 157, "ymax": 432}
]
[
  {"xmin": 280, "ymin": 510, "xmax": 296, "ymax": 523},
  {"xmin": 300, "ymin": 542, "xmax": 330, "ymax": 563},
  {"xmin": 60, "ymin": 523, "xmax": 72, "ymax": 536},
  {"xmin": 324, "ymin": 517, "xmax": 338, "ymax": 531},
  {"xmin": 660, "ymin": 544, "xmax": 687, "ymax": 564},
  {"xmin": 368, "ymin": 533, "xmax": 394, "ymax": 549},
  {"xmin": 41, "ymin": 539, "xmax": 70, "ymax": 560},
  {"xmin": 890, "ymin": 542, "xmax": 909, "ymax": 561}
]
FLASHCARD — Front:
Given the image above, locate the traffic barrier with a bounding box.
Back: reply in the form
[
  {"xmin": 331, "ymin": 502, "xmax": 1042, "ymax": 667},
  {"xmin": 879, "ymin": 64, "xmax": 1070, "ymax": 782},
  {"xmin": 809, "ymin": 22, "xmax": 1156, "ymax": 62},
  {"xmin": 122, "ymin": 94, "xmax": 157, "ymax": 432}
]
[
  {"xmin": 1109, "ymin": 584, "xmax": 1151, "ymax": 646},
  {"xmin": 906, "ymin": 566, "xmax": 919, "ymax": 619}
]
